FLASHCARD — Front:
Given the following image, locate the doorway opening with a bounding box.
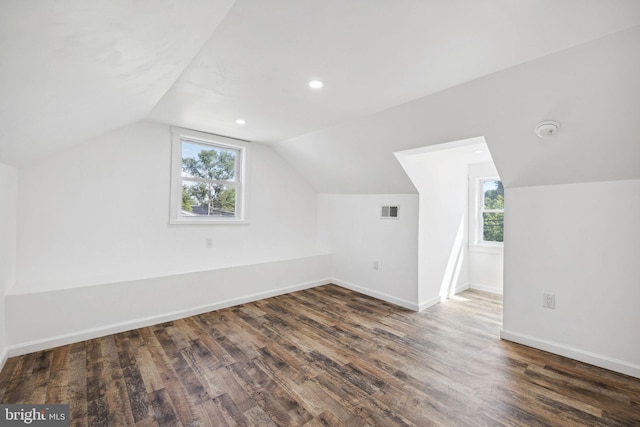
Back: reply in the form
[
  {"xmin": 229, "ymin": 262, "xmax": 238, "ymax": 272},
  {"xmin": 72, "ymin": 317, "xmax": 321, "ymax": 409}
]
[{"xmin": 394, "ymin": 136, "xmax": 503, "ymax": 309}]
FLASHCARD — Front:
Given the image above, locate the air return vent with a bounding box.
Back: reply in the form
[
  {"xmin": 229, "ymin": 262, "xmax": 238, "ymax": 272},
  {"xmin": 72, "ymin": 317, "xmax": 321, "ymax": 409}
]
[{"xmin": 381, "ymin": 205, "xmax": 399, "ymax": 219}]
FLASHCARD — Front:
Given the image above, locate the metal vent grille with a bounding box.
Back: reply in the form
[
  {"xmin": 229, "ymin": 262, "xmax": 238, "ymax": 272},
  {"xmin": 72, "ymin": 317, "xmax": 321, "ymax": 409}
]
[{"xmin": 381, "ymin": 205, "xmax": 399, "ymax": 219}]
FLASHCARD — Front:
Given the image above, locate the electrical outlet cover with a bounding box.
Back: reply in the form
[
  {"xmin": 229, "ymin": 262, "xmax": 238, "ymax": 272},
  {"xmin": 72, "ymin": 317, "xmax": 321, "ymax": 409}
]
[{"xmin": 543, "ymin": 293, "xmax": 556, "ymax": 309}]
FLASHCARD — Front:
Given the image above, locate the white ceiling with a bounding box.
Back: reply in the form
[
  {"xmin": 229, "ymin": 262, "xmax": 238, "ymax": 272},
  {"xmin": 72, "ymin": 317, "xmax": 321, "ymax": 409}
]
[
  {"xmin": 1, "ymin": 0, "xmax": 639, "ymax": 191},
  {"xmin": 149, "ymin": 0, "xmax": 640, "ymax": 143},
  {"xmin": 0, "ymin": 0, "xmax": 235, "ymax": 164},
  {"xmin": 276, "ymin": 26, "xmax": 640, "ymax": 192}
]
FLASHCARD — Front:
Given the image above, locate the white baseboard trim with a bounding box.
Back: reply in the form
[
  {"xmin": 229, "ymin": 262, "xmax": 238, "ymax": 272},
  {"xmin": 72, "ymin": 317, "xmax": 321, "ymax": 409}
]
[
  {"xmin": 500, "ymin": 329, "xmax": 640, "ymax": 379},
  {"xmin": 0, "ymin": 347, "xmax": 7, "ymax": 372},
  {"xmin": 332, "ymin": 279, "xmax": 419, "ymax": 311},
  {"xmin": 453, "ymin": 283, "xmax": 470, "ymax": 295},
  {"xmin": 418, "ymin": 295, "xmax": 442, "ymax": 312},
  {"xmin": 8, "ymin": 278, "xmax": 331, "ymax": 357},
  {"xmin": 469, "ymin": 282, "xmax": 503, "ymax": 295}
]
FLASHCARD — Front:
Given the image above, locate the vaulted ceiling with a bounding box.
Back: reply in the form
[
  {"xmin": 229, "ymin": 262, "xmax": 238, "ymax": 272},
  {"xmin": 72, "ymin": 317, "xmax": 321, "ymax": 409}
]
[{"xmin": 1, "ymin": 1, "xmax": 639, "ymax": 192}]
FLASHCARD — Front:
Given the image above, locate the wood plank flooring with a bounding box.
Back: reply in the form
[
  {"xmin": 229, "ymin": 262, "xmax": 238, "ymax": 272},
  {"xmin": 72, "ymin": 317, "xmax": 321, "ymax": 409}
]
[{"xmin": 1, "ymin": 285, "xmax": 639, "ymax": 426}]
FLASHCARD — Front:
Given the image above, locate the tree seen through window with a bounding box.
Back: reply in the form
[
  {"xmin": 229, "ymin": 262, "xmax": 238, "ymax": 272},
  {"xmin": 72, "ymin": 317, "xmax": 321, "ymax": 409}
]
[
  {"xmin": 482, "ymin": 180, "xmax": 504, "ymax": 243},
  {"xmin": 181, "ymin": 141, "xmax": 238, "ymax": 217}
]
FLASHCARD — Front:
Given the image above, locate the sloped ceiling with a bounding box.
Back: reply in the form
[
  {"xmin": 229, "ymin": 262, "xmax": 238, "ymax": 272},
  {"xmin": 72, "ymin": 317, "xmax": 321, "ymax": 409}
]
[
  {"xmin": 0, "ymin": 0, "xmax": 236, "ymax": 165},
  {"xmin": 1, "ymin": 1, "xmax": 639, "ymax": 192},
  {"xmin": 275, "ymin": 26, "xmax": 640, "ymax": 192}
]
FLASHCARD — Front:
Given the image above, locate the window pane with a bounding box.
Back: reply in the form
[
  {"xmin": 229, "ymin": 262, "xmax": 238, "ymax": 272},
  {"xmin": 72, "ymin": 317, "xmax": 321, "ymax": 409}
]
[
  {"xmin": 181, "ymin": 181, "xmax": 236, "ymax": 217},
  {"xmin": 483, "ymin": 212, "xmax": 504, "ymax": 242},
  {"xmin": 181, "ymin": 140, "xmax": 237, "ymax": 181},
  {"xmin": 483, "ymin": 180, "xmax": 504, "ymax": 210}
]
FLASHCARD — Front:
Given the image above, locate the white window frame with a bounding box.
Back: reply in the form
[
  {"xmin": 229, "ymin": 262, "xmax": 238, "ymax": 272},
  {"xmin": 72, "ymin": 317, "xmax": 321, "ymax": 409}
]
[
  {"xmin": 170, "ymin": 127, "xmax": 250, "ymax": 225},
  {"xmin": 472, "ymin": 177, "xmax": 504, "ymax": 250}
]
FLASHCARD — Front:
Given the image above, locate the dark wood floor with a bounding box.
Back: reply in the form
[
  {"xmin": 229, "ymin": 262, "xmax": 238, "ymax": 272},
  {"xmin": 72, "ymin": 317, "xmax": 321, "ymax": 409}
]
[{"xmin": 1, "ymin": 285, "xmax": 639, "ymax": 426}]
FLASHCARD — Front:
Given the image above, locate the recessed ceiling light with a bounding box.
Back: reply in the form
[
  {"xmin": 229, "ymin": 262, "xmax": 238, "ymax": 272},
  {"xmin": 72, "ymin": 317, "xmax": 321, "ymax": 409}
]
[
  {"xmin": 235, "ymin": 119, "xmax": 246, "ymax": 125},
  {"xmin": 309, "ymin": 80, "xmax": 324, "ymax": 89},
  {"xmin": 474, "ymin": 149, "xmax": 484, "ymax": 154}
]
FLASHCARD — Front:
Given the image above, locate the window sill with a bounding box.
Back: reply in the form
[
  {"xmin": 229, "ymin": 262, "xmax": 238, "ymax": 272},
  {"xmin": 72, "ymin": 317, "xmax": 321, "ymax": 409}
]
[
  {"xmin": 170, "ymin": 218, "xmax": 249, "ymax": 226},
  {"xmin": 469, "ymin": 244, "xmax": 503, "ymax": 255}
]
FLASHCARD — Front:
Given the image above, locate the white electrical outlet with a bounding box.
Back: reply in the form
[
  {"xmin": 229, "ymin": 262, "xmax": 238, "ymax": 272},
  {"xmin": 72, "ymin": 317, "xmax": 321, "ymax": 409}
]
[
  {"xmin": 373, "ymin": 261, "xmax": 379, "ymax": 270},
  {"xmin": 543, "ymin": 293, "xmax": 556, "ymax": 309},
  {"xmin": 205, "ymin": 237, "xmax": 213, "ymax": 248}
]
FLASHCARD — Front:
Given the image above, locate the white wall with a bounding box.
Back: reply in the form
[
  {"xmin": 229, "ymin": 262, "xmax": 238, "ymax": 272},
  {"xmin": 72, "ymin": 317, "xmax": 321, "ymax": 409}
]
[
  {"xmin": 7, "ymin": 121, "xmax": 331, "ymax": 354},
  {"xmin": 15, "ymin": 121, "xmax": 321, "ymax": 293},
  {"xmin": 502, "ymin": 179, "xmax": 640, "ymax": 378},
  {"xmin": 0, "ymin": 163, "xmax": 18, "ymax": 367},
  {"xmin": 396, "ymin": 144, "xmax": 479, "ymax": 309},
  {"xmin": 417, "ymin": 157, "xmax": 469, "ymax": 307},
  {"xmin": 468, "ymin": 162, "xmax": 503, "ymax": 294},
  {"xmin": 6, "ymin": 254, "xmax": 331, "ymax": 354},
  {"xmin": 317, "ymin": 194, "xmax": 419, "ymax": 309}
]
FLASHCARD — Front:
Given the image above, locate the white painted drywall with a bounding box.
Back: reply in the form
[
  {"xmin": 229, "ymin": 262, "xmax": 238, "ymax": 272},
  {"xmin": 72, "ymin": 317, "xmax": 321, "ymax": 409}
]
[
  {"xmin": 468, "ymin": 250, "xmax": 503, "ymax": 295},
  {"xmin": 468, "ymin": 162, "xmax": 503, "ymax": 294},
  {"xmin": 150, "ymin": 1, "xmax": 640, "ymax": 146},
  {"xmin": 396, "ymin": 144, "xmax": 479, "ymax": 309},
  {"xmin": 274, "ymin": 27, "xmax": 640, "ymax": 194},
  {"xmin": 6, "ymin": 254, "xmax": 331, "ymax": 354},
  {"xmin": 0, "ymin": 0, "xmax": 236, "ymax": 166},
  {"xmin": 14, "ymin": 121, "xmax": 322, "ymax": 293},
  {"xmin": 0, "ymin": 163, "xmax": 17, "ymax": 366},
  {"xmin": 502, "ymin": 179, "xmax": 640, "ymax": 377},
  {"xmin": 317, "ymin": 194, "xmax": 419, "ymax": 309},
  {"xmin": 7, "ymin": 120, "xmax": 333, "ymax": 353}
]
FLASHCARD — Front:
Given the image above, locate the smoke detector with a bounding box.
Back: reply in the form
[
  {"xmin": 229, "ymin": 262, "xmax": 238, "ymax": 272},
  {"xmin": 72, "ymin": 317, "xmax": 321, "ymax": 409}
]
[{"xmin": 534, "ymin": 120, "xmax": 560, "ymax": 138}]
